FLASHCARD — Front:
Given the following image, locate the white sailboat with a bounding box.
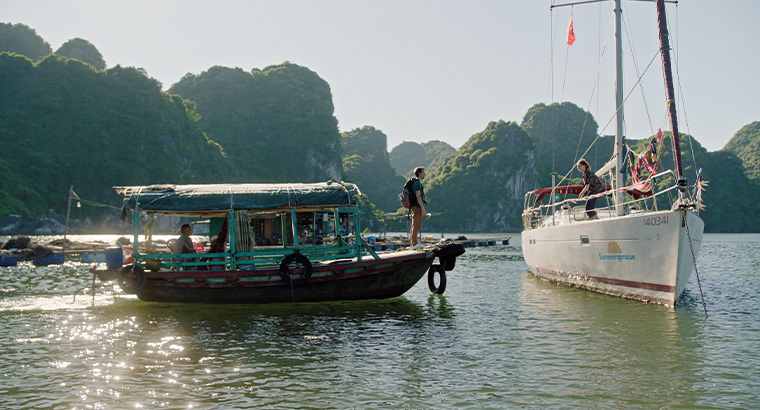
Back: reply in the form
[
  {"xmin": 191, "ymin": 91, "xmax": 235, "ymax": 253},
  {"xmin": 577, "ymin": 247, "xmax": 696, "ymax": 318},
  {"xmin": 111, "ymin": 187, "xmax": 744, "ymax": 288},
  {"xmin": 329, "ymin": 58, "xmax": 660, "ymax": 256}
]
[{"xmin": 521, "ymin": 0, "xmax": 705, "ymax": 306}]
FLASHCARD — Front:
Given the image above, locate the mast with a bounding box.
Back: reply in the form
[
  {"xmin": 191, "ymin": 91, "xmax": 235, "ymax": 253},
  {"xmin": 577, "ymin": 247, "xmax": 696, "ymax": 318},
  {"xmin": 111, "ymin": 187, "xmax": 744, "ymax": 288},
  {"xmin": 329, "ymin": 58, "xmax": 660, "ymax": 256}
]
[
  {"xmin": 655, "ymin": 0, "xmax": 684, "ymax": 179},
  {"xmin": 614, "ymin": 0, "xmax": 624, "ymax": 216}
]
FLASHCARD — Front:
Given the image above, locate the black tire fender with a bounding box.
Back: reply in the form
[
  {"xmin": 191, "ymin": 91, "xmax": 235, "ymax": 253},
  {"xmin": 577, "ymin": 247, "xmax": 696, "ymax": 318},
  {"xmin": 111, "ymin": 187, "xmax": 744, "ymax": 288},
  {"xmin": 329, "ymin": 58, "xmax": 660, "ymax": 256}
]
[
  {"xmin": 428, "ymin": 264, "xmax": 447, "ymax": 294},
  {"xmin": 437, "ymin": 243, "xmax": 465, "ymax": 260},
  {"xmin": 280, "ymin": 253, "xmax": 313, "ymax": 286},
  {"xmin": 118, "ymin": 265, "xmax": 147, "ymax": 294},
  {"xmin": 440, "ymin": 257, "xmax": 456, "ymax": 271}
]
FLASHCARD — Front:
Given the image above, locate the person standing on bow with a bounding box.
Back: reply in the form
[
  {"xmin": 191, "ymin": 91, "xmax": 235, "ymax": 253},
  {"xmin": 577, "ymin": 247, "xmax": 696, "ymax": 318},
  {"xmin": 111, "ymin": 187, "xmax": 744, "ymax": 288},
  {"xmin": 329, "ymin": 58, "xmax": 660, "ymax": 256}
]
[
  {"xmin": 409, "ymin": 166, "xmax": 427, "ymax": 249},
  {"xmin": 577, "ymin": 159, "xmax": 604, "ymax": 220}
]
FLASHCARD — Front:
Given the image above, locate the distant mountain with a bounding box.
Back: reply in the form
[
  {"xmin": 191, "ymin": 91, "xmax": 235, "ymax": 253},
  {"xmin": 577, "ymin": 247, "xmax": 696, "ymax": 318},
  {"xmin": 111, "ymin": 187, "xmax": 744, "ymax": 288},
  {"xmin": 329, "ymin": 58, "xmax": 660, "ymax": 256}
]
[
  {"xmin": 724, "ymin": 121, "xmax": 760, "ymax": 184},
  {"xmin": 521, "ymin": 102, "xmax": 604, "ymax": 177},
  {"xmin": 55, "ymin": 38, "xmax": 106, "ymax": 70},
  {"xmin": 389, "ymin": 140, "xmax": 456, "ymax": 178},
  {"xmin": 425, "ymin": 121, "xmax": 537, "ymax": 231},
  {"xmin": 169, "ymin": 63, "xmax": 342, "ymax": 183},
  {"xmin": 341, "ymin": 126, "xmax": 405, "ymax": 212},
  {"xmin": 0, "ymin": 53, "xmax": 225, "ymax": 219},
  {"xmin": 0, "ymin": 22, "xmax": 51, "ymax": 61},
  {"xmin": 0, "ymin": 20, "xmax": 758, "ymax": 233}
]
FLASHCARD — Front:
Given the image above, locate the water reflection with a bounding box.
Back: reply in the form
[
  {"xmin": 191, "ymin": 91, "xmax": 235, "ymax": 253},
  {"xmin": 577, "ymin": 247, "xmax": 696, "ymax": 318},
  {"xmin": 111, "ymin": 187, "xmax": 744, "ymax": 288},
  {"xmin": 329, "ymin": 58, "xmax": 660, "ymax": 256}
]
[
  {"xmin": 31, "ymin": 296, "xmax": 458, "ymax": 409},
  {"xmin": 518, "ymin": 274, "xmax": 707, "ymax": 407},
  {"xmin": 1, "ymin": 234, "xmax": 758, "ymax": 408}
]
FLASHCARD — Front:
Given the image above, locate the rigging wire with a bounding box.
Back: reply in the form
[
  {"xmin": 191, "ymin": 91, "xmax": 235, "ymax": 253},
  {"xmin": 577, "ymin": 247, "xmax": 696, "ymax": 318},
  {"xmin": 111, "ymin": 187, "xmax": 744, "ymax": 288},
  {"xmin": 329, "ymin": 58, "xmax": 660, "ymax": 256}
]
[
  {"xmin": 555, "ymin": 48, "xmax": 662, "ymax": 189},
  {"xmin": 684, "ymin": 211, "xmax": 708, "ymax": 318},
  {"xmin": 555, "ymin": 6, "xmax": 577, "ymax": 174},
  {"xmin": 572, "ymin": 9, "xmax": 614, "ymax": 178},
  {"xmin": 594, "ymin": 1, "xmax": 602, "ymax": 168},
  {"xmin": 623, "ymin": 3, "xmax": 656, "ymax": 136},
  {"xmin": 670, "ymin": 4, "xmax": 699, "ymax": 180},
  {"xmin": 534, "ymin": 2, "xmax": 560, "ymax": 190}
]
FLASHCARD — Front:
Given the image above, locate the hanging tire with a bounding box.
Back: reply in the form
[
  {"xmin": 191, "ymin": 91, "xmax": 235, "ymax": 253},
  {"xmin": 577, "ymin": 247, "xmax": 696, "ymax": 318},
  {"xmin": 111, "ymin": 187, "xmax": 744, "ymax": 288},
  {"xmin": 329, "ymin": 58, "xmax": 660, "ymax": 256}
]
[
  {"xmin": 428, "ymin": 264, "xmax": 446, "ymax": 294},
  {"xmin": 280, "ymin": 253, "xmax": 313, "ymax": 287},
  {"xmin": 118, "ymin": 265, "xmax": 147, "ymax": 294}
]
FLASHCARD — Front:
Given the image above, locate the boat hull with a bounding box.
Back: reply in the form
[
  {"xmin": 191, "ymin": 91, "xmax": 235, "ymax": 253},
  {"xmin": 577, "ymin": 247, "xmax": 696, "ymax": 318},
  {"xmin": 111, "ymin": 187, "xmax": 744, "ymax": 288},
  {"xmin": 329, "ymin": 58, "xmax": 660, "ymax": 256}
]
[
  {"xmin": 521, "ymin": 209, "xmax": 704, "ymax": 306},
  {"xmin": 134, "ymin": 251, "xmax": 436, "ymax": 304}
]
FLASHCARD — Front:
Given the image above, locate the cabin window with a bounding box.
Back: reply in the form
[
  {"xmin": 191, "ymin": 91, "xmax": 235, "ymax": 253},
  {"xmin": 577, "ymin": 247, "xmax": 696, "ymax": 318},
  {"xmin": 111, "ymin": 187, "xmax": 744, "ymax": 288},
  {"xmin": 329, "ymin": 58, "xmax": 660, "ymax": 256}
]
[{"xmin": 580, "ymin": 236, "xmax": 590, "ymax": 246}]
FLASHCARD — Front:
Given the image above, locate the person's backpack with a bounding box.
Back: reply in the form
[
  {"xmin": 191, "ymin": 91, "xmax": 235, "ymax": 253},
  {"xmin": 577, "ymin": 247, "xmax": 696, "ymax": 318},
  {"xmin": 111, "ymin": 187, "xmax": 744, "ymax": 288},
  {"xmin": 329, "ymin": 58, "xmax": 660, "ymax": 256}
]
[{"xmin": 399, "ymin": 178, "xmax": 416, "ymax": 209}]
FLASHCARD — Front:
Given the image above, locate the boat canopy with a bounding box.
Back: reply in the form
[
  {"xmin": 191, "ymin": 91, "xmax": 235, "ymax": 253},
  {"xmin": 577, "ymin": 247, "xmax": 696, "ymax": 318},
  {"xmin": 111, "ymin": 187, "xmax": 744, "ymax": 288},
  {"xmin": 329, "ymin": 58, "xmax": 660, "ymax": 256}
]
[{"xmin": 115, "ymin": 181, "xmax": 361, "ymax": 215}]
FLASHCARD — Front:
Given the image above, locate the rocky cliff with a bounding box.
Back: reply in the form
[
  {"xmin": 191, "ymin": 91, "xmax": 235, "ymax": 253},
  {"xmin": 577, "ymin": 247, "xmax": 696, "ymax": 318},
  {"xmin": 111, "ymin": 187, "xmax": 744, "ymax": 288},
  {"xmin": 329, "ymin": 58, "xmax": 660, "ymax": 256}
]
[{"xmin": 425, "ymin": 121, "xmax": 538, "ymax": 231}]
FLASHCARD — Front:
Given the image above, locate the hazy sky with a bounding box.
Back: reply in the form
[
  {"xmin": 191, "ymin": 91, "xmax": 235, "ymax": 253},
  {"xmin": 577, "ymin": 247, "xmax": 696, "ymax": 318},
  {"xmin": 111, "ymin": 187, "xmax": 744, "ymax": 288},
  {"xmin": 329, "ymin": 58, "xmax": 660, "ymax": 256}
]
[{"xmin": 3, "ymin": 0, "xmax": 758, "ymax": 153}]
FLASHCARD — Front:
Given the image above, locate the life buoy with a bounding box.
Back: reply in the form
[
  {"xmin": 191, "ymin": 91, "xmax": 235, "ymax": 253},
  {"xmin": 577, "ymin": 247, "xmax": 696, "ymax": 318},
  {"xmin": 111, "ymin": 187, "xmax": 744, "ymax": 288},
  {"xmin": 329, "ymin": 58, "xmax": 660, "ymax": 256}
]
[
  {"xmin": 118, "ymin": 265, "xmax": 147, "ymax": 294},
  {"xmin": 279, "ymin": 253, "xmax": 313, "ymax": 286},
  {"xmin": 428, "ymin": 264, "xmax": 446, "ymax": 294}
]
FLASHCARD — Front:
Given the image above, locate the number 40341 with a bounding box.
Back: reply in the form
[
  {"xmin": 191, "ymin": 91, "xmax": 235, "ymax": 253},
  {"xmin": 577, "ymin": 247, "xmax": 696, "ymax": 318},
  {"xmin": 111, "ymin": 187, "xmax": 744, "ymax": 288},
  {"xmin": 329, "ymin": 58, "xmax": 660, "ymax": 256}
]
[{"xmin": 644, "ymin": 215, "xmax": 668, "ymax": 226}]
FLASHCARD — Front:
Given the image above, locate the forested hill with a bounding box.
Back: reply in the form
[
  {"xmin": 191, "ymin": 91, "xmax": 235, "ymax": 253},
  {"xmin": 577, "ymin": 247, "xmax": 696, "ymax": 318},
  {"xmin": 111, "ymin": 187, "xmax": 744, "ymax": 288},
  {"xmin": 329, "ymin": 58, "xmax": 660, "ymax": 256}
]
[
  {"xmin": 168, "ymin": 63, "xmax": 342, "ymax": 183},
  {"xmin": 0, "ymin": 22, "xmax": 51, "ymax": 61},
  {"xmin": 1, "ymin": 22, "xmax": 758, "ymax": 233},
  {"xmin": 724, "ymin": 121, "xmax": 760, "ymax": 184},
  {"xmin": 0, "ymin": 23, "xmax": 344, "ymax": 223},
  {"xmin": 424, "ymin": 121, "xmax": 538, "ymax": 232},
  {"xmin": 389, "ymin": 140, "xmax": 456, "ymax": 179},
  {"xmin": 0, "ymin": 52, "xmax": 226, "ymax": 219},
  {"xmin": 521, "ymin": 102, "xmax": 603, "ymax": 176},
  {"xmin": 341, "ymin": 126, "xmax": 404, "ymax": 212}
]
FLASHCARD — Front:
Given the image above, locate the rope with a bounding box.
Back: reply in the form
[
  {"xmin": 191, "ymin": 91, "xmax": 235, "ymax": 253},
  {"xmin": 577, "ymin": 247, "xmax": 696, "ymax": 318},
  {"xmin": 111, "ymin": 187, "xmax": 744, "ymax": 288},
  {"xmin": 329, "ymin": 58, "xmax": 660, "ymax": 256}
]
[{"xmin": 683, "ymin": 210, "xmax": 707, "ymax": 318}]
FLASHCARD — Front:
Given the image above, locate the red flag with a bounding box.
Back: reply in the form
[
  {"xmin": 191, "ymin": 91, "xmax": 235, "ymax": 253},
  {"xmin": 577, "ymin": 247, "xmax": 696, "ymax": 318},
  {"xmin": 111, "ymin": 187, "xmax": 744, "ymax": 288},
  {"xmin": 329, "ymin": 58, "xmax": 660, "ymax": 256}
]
[{"xmin": 567, "ymin": 17, "xmax": 576, "ymax": 45}]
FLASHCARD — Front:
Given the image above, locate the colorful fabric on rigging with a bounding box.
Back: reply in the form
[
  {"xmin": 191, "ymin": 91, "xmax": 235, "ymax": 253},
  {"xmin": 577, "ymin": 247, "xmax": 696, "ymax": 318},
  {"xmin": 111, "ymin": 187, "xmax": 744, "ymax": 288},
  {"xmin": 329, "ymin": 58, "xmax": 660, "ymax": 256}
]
[
  {"xmin": 696, "ymin": 178, "xmax": 707, "ymax": 211},
  {"xmin": 630, "ymin": 129, "xmax": 664, "ymax": 193}
]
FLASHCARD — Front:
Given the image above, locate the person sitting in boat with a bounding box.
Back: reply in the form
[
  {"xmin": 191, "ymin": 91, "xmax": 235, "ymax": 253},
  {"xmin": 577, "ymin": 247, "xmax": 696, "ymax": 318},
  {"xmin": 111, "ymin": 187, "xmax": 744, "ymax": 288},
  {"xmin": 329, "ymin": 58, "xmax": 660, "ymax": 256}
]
[
  {"xmin": 577, "ymin": 159, "xmax": 604, "ymax": 220},
  {"xmin": 178, "ymin": 224, "xmax": 196, "ymax": 254}
]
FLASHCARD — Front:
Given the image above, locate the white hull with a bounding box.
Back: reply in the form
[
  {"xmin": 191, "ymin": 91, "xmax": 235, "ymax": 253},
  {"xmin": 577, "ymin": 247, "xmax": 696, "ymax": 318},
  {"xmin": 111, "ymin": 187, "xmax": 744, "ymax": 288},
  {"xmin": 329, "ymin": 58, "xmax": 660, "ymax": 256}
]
[{"xmin": 522, "ymin": 209, "xmax": 704, "ymax": 306}]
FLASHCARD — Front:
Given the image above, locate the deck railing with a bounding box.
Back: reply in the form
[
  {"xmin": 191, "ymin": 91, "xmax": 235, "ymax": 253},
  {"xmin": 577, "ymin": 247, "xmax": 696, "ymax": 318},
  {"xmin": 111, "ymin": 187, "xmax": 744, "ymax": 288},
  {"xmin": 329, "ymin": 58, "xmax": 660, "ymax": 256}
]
[
  {"xmin": 523, "ymin": 169, "xmax": 699, "ymax": 229},
  {"xmin": 131, "ymin": 236, "xmax": 380, "ymax": 272}
]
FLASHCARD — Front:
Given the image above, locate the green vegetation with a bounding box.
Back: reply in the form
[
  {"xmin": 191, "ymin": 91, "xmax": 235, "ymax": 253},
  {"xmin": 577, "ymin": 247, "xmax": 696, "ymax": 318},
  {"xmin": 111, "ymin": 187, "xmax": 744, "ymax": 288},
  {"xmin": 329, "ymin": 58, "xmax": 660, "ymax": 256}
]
[
  {"xmin": 0, "ymin": 23, "xmax": 51, "ymax": 61},
  {"xmin": 424, "ymin": 121, "xmax": 537, "ymax": 231},
  {"xmin": 724, "ymin": 121, "xmax": 760, "ymax": 183},
  {"xmin": 0, "ymin": 52, "xmax": 225, "ymax": 219},
  {"xmin": 0, "ymin": 21, "xmax": 757, "ymax": 233},
  {"xmin": 521, "ymin": 102, "xmax": 605, "ymax": 176},
  {"xmin": 55, "ymin": 38, "xmax": 106, "ymax": 70},
  {"xmin": 168, "ymin": 63, "xmax": 342, "ymax": 183},
  {"xmin": 389, "ymin": 140, "xmax": 456, "ymax": 178},
  {"xmin": 341, "ymin": 126, "xmax": 405, "ymax": 212}
]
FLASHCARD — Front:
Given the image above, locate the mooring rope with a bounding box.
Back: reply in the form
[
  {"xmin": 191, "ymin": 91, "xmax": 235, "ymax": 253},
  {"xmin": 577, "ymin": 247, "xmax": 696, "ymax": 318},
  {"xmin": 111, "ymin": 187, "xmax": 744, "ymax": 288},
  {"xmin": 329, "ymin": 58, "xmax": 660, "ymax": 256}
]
[{"xmin": 683, "ymin": 210, "xmax": 707, "ymax": 318}]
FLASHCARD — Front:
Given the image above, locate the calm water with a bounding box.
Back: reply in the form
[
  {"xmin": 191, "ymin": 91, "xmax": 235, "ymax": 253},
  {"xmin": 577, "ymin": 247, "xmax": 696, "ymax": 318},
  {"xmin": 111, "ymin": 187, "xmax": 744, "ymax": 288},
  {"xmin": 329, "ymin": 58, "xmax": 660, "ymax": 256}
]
[{"xmin": 0, "ymin": 234, "xmax": 758, "ymax": 409}]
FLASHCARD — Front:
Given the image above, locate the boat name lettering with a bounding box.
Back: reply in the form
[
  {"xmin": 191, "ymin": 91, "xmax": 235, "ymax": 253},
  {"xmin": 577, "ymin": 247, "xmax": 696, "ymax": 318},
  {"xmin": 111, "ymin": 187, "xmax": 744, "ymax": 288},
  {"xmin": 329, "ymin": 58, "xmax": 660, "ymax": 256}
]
[
  {"xmin": 598, "ymin": 253, "xmax": 636, "ymax": 262},
  {"xmin": 644, "ymin": 215, "xmax": 668, "ymax": 226}
]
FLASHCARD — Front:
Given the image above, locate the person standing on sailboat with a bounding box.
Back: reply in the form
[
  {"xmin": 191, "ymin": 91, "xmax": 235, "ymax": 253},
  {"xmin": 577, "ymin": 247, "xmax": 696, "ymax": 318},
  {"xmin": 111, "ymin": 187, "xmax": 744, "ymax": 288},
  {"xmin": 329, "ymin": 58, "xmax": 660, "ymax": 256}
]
[{"xmin": 577, "ymin": 159, "xmax": 604, "ymax": 220}]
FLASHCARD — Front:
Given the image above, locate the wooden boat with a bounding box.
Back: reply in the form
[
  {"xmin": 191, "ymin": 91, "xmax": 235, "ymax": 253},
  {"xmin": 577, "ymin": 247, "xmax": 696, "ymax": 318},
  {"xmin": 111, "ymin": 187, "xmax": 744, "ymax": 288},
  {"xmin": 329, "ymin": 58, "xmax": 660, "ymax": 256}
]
[
  {"xmin": 94, "ymin": 181, "xmax": 464, "ymax": 303},
  {"xmin": 521, "ymin": 0, "xmax": 705, "ymax": 306}
]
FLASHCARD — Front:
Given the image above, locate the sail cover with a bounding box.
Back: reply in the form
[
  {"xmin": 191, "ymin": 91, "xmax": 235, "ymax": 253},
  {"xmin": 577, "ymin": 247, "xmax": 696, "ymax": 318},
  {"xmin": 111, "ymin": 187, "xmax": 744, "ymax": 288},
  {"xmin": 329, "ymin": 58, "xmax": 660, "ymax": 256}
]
[{"xmin": 115, "ymin": 182, "xmax": 361, "ymax": 214}]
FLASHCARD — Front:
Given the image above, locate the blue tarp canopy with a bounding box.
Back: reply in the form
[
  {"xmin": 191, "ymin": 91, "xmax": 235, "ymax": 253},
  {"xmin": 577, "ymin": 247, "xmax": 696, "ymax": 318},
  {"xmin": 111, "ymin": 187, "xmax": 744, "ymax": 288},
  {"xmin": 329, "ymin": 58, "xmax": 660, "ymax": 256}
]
[{"xmin": 115, "ymin": 182, "xmax": 361, "ymax": 215}]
